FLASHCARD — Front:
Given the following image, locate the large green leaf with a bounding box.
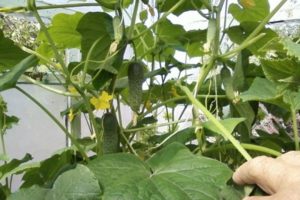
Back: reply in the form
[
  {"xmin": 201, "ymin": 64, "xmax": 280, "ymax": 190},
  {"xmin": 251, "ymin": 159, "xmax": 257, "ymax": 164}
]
[
  {"xmin": 180, "ymin": 30, "xmax": 207, "ymax": 57},
  {"xmin": 226, "ymin": 23, "xmax": 278, "ymax": 55},
  {"xmin": 8, "ymin": 165, "xmax": 101, "ymax": 200},
  {"xmin": 157, "ymin": 19, "xmax": 185, "ymax": 47},
  {"xmin": 157, "ymin": 0, "xmax": 204, "ymax": 16},
  {"xmin": 240, "ymin": 77, "xmax": 289, "ymax": 109},
  {"xmin": 0, "ymin": 154, "xmax": 32, "ymax": 180},
  {"xmin": 76, "ymin": 12, "xmax": 113, "ymax": 70},
  {"xmin": 132, "ymin": 23, "xmax": 155, "ymax": 61},
  {"xmin": 7, "ymin": 186, "xmax": 49, "ymax": 200},
  {"xmin": 0, "ymin": 55, "xmax": 38, "ymax": 91},
  {"xmin": 45, "ymin": 164, "xmax": 101, "ymax": 200},
  {"xmin": 21, "ymin": 149, "xmax": 74, "ymax": 188},
  {"xmin": 149, "ymin": 127, "xmax": 196, "ymax": 146},
  {"xmin": 88, "ymin": 143, "xmax": 234, "ymax": 200},
  {"xmin": 38, "ymin": 12, "xmax": 83, "ymax": 49},
  {"xmin": 283, "ymin": 90, "xmax": 300, "ymax": 111},
  {"xmin": 281, "ymin": 38, "xmax": 300, "ymax": 60},
  {"xmin": 0, "ymin": 31, "xmax": 29, "ymax": 71},
  {"xmin": 229, "ymin": 0, "xmax": 270, "ymax": 22},
  {"xmin": 261, "ymin": 58, "xmax": 300, "ymax": 82},
  {"xmin": 202, "ymin": 118, "xmax": 245, "ymax": 135}
]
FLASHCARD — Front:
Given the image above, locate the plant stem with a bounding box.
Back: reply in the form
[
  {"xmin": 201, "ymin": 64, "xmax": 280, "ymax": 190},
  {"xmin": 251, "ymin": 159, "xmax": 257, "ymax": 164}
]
[
  {"xmin": 204, "ymin": 143, "xmax": 282, "ymax": 157},
  {"xmin": 244, "ymin": 0, "xmax": 288, "ymax": 43},
  {"xmin": 116, "ymin": 96, "xmax": 138, "ymax": 156},
  {"xmin": 32, "ymin": 9, "xmax": 68, "ymax": 75},
  {"xmin": 178, "ymin": 83, "xmax": 252, "ymax": 161},
  {"xmin": 22, "ymin": 75, "xmax": 79, "ymax": 97},
  {"xmin": 291, "ymin": 109, "xmax": 299, "ymax": 150},
  {"xmin": 220, "ymin": 0, "xmax": 288, "ymax": 59},
  {"xmin": 15, "ymin": 86, "xmax": 89, "ymax": 161},
  {"xmin": 220, "ymin": 33, "xmax": 266, "ymax": 59},
  {"xmin": 0, "ymin": 3, "xmax": 99, "ymax": 12},
  {"xmin": 124, "ymin": 119, "xmax": 192, "ymax": 133},
  {"xmin": 81, "ymin": 37, "xmax": 102, "ymax": 86},
  {"xmin": 37, "ymin": 3, "xmax": 99, "ymax": 10},
  {"xmin": 127, "ymin": 0, "xmax": 139, "ymax": 40},
  {"xmin": 194, "ymin": 0, "xmax": 224, "ymax": 95}
]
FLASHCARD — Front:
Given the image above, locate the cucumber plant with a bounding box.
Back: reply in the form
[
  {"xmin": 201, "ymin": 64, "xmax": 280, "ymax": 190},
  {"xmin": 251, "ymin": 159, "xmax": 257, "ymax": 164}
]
[{"xmin": 0, "ymin": 0, "xmax": 298, "ymax": 199}]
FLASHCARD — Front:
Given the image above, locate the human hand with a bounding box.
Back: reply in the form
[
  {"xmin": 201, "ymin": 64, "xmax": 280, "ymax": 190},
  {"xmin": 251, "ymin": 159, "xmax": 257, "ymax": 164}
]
[{"xmin": 233, "ymin": 151, "xmax": 300, "ymax": 200}]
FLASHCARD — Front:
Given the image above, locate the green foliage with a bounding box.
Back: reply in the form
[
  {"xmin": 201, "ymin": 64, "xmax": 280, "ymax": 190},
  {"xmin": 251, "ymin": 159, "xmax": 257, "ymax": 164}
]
[
  {"xmin": 87, "ymin": 143, "xmax": 236, "ymax": 200},
  {"xmin": 0, "ymin": 0, "xmax": 298, "ymax": 198},
  {"xmin": 229, "ymin": 0, "xmax": 270, "ymax": 22},
  {"xmin": 0, "ymin": 55, "xmax": 38, "ymax": 91},
  {"xmin": 37, "ymin": 12, "xmax": 83, "ymax": 55},
  {"xmin": 8, "ymin": 165, "xmax": 101, "ymax": 200},
  {"xmin": 0, "ymin": 154, "xmax": 32, "ymax": 180},
  {"xmin": 0, "ymin": 31, "xmax": 29, "ymax": 71}
]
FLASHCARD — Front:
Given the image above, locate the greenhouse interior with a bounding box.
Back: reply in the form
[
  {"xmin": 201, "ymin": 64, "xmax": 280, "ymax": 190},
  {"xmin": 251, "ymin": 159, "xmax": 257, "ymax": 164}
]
[{"xmin": 0, "ymin": 0, "xmax": 300, "ymax": 199}]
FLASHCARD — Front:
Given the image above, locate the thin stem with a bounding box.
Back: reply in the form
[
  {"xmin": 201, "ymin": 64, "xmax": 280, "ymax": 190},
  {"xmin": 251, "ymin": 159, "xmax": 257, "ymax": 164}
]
[
  {"xmin": 220, "ymin": 33, "xmax": 266, "ymax": 59},
  {"xmin": 21, "ymin": 46, "xmax": 60, "ymax": 69},
  {"xmin": 204, "ymin": 143, "xmax": 282, "ymax": 157},
  {"xmin": 22, "ymin": 75, "xmax": 79, "ymax": 97},
  {"xmin": 16, "ymin": 86, "xmax": 89, "ymax": 161},
  {"xmin": 0, "ymin": 133, "xmax": 8, "ymax": 186},
  {"xmin": 194, "ymin": 0, "xmax": 224, "ymax": 95},
  {"xmin": 291, "ymin": 109, "xmax": 299, "ymax": 150},
  {"xmin": 244, "ymin": 0, "xmax": 288, "ymax": 44},
  {"xmin": 124, "ymin": 119, "xmax": 191, "ymax": 133},
  {"xmin": 82, "ymin": 37, "xmax": 102, "ymax": 86},
  {"xmin": 127, "ymin": 0, "xmax": 140, "ymax": 40},
  {"xmin": 32, "ymin": 9, "xmax": 68, "ymax": 75},
  {"xmin": 0, "ymin": 3, "xmax": 99, "ymax": 12},
  {"xmin": 178, "ymin": 83, "xmax": 252, "ymax": 161},
  {"xmin": 37, "ymin": 3, "xmax": 99, "ymax": 10}
]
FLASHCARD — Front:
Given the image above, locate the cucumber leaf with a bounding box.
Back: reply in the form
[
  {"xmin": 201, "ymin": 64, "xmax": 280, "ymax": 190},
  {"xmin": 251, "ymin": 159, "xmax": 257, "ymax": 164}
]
[
  {"xmin": 0, "ymin": 31, "xmax": 29, "ymax": 71},
  {"xmin": 88, "ymin": 143, "xmax": 235, "ymax": 200},
  {"xmin": 229, "ymin": 0, "xmax": 270, "ymax": 22},
  {"xmin": 0, "ymin": 55, "xmax": 38, "ymax": 91}
]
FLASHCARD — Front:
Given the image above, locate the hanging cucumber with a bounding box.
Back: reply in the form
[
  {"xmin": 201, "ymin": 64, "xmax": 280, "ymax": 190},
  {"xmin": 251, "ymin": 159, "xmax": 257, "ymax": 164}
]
[
  {"xmin": 128, "ymin": 61, "xmax": 144, "ymax": 113},
  {"xmin": 102, "ymin": 113, "xmax": 120, "ymax": 154}
]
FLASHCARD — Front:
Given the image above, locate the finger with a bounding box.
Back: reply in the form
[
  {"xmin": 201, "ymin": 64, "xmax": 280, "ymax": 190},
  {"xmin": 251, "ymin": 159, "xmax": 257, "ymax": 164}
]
[
  {"xmin": 243, "ymin": 196, "xmax": 273, "ymax": 200},
  {"xmin": 277, "ymin": 151, "xmax": 300, "ymax": 166},
  {"xmin": 233, "ymin": 156, "xmax": 285, "ymax": 194}
]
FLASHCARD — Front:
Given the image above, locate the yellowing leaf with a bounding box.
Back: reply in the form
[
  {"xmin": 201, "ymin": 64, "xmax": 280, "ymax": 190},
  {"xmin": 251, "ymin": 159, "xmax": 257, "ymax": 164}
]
[
  {"xmin": 240, "ymin": 0, "xmax": 256, "ymax": 9},
  {"xmin": 90, "ymin": 91, "xmax": 113, "ymax": 110}
]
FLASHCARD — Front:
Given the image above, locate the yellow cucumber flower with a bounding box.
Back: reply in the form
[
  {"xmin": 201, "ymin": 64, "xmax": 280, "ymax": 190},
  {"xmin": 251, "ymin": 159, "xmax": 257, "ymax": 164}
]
[{"xmin": 90, "ymin": 91, "xmax": 113, "ymax": 110}]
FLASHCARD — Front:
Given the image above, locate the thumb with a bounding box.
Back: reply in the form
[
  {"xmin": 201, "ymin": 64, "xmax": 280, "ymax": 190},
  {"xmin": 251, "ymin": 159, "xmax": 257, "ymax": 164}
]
[{"xmin": 243, "ymin": 196, "xmax": 273, "ymax": 200}]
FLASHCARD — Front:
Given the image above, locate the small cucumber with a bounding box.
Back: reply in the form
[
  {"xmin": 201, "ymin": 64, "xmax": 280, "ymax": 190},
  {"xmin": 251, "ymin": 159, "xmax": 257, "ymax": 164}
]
[
  {"xmin": 102, "ymin": 113, "xmax": 120, "ymax": 154},
  {"xmin": 128, "ymin": 61, "xmax": 144, "ymax": 113}
]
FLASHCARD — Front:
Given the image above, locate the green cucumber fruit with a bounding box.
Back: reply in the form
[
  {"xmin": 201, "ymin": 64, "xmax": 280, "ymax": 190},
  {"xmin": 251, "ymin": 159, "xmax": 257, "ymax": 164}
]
[
  {"xmin": 128, "ymin": 61, "xmax": 144, "ymax": 113},
  {"xmin": 102, "ymin": 113, "xmax": 120, "ymax": 154}
]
